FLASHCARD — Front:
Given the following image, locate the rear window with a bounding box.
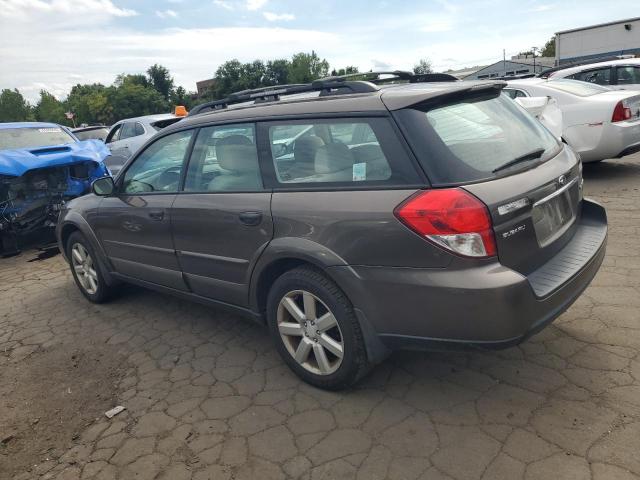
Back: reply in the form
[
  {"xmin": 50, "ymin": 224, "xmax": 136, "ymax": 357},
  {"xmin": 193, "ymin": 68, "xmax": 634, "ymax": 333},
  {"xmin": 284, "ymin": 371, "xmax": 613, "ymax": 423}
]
[
  {"xmin": 395, "ymin": 90, "xmax": 560, "ymax": 185},
  {"xmin": 546, "ymin": 79, "xmax": 609, "ymax": 96},
  {"xmin": 0, "ymin": 126, "xmax": 75, "ymax": 150},
  {"xmin": 151, "ymin": 118, "xmax": 182, "ymax": 131}
]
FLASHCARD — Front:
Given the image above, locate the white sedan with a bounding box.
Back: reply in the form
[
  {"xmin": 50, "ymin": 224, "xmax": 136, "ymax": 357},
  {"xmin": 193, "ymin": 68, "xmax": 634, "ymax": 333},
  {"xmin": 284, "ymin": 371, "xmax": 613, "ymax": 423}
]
[{"xmin": 504, "ymin": 79, "xmax": 640, "ymax": 162}]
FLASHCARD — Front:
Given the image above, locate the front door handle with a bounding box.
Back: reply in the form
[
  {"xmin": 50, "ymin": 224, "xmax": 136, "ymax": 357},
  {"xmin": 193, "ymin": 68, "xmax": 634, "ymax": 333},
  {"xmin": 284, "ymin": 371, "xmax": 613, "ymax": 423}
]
[
  {"xmin": 239, "ymin": 211, "xmax": 262, "ymax": 226},
  {"xmin": 148, "ymin": 211, "xmax": 165, "ymax": 221}
]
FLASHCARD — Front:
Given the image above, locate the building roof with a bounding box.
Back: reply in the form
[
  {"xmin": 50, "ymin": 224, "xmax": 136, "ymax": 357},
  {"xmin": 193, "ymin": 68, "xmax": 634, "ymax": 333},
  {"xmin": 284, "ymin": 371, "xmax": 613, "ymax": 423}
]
[{"xmin": 556, "ymin": 17, "xmax": 640, "ymax": 35}]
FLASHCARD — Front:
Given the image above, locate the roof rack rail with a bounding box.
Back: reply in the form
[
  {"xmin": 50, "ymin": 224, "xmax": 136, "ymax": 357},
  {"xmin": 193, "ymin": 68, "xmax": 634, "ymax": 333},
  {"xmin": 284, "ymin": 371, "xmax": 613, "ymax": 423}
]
[
  {"xmin": 188, "ymin": 71, "xmax": 460, "ymax": 116},
  {"xmin": 188, "ymin": 79, "xmax": 380, "ymax": 116},
  {"xmin": 538, "ymin": 54, "xmax": 637, "ymax": 78}
]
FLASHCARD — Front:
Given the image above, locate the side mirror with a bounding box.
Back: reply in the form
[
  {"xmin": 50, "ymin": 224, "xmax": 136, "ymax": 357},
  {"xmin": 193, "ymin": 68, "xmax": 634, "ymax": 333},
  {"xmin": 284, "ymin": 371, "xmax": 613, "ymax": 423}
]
[{"xmin": 92, "ymin": 176, "xmax": 115, "ymax": 196}]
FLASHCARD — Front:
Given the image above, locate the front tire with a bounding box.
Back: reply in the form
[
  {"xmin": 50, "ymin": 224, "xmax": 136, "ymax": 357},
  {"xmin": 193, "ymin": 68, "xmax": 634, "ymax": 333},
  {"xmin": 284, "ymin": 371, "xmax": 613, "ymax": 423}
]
[
  {"xmin": 66, "ymin": 231, "xmax": 116, "ymax": 303},
  {"xmin": 266, "ymin": 266, "xmax": 369, "ymax": 390}
]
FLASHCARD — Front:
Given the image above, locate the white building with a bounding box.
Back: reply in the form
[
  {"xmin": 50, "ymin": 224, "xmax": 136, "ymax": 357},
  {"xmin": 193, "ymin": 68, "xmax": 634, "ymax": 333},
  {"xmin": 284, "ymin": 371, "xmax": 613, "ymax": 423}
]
[
  {"xmin": 556, "ymin": 17, "xmax": 640, "ymax": 65},
  {"xmin": 463, "ymin": 56, "xmax": 555, "ymax": 80}
]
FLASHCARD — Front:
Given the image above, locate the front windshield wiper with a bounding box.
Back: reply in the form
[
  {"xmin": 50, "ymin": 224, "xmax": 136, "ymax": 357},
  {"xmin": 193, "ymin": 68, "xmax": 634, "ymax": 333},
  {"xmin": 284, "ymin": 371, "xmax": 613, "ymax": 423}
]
[{"xmin": 492, "ymin": 148, "xmax": 546, "ymax": 173}]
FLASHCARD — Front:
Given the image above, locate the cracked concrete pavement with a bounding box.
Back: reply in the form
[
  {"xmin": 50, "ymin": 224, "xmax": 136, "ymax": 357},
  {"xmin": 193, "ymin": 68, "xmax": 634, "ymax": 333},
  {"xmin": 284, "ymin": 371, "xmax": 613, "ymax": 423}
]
[{"xmin": 1, "ymin": 154, "xmax": 639, "ymax": 480}]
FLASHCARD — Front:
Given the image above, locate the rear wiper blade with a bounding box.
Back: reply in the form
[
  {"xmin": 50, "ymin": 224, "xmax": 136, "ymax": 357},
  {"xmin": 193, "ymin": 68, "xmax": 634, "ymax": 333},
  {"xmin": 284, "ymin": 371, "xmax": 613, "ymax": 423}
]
[{"xmin": 492, "ymin": 148, "xmax": 546, "ymax": 173}]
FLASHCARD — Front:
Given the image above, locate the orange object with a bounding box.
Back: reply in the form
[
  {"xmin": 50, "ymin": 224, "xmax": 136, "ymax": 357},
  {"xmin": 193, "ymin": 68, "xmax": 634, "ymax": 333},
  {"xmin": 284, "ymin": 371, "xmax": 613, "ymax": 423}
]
[{"xmin": 174, "ymin": 105, "xmax": 188, "ymax": 117}]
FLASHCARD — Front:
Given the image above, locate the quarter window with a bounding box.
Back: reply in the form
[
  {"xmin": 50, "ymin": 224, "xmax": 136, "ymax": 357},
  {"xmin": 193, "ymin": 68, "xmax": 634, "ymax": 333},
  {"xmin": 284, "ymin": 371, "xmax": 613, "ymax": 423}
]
[
  {"xmin": 121, "ymin": 130, "xmax": 193, "ymax": 194},
  {"xmin": 134, "ymin": 122, "xmax": 145, "ymax": 136},
  {"xmin": 267, "ymin": 120, "xmax": 395, "ymax": 184},
  {"xmin": 184, "ymin": 123, "xmax": 262, "ymax": 192},
  {"xmin": 617, "ymin": 66, "xmax": 640, "ymax": 85}
]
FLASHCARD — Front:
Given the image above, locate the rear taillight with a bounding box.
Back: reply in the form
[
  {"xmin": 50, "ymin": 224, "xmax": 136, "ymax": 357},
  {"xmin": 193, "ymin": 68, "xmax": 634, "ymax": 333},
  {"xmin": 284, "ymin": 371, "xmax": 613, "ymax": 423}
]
[
  {"xmin": 394, "ymin": 188, "xmax": 497, "ymax": 258},
  {"xmin": 612, "ymin": 101, "xmax": 632, "ymax": 122}
]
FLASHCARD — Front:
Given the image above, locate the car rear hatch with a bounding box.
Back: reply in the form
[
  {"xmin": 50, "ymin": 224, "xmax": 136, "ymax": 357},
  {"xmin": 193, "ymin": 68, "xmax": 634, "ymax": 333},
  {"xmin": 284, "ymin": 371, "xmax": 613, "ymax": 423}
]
[{"xmin": 388, "ymin": 83, "xmax": 590, "ymax": 280}]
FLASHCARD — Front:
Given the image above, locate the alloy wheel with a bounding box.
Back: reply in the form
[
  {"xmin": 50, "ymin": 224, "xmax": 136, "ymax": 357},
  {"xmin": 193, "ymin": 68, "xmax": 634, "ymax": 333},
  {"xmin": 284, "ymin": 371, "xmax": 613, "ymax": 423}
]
[
  {"xmin": 277, "ymin": 290, "xmax": 344, "ymax": 375},
  {"xmin": 71, "ymin": 243, "xmax": 98, "ymax": 295}
]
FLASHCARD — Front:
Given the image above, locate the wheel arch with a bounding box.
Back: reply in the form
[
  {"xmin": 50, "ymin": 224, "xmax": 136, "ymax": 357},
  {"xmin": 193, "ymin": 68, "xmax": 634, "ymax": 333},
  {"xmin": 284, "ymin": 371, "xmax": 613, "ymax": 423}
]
[{"xmin": 57, "ymin": 213, "xmax": 116, "ymax": 285}]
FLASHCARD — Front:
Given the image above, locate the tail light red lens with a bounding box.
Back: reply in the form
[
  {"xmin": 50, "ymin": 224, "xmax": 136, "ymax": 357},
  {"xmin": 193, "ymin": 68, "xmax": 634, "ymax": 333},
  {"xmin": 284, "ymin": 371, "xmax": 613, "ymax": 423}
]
[
  {"xmin": 394, "ymin": 188, "xmax": 497, "ymax": 258},
  {"xmin": 612, "ymin": 101, "xmax": 632, "ymax": 122}
]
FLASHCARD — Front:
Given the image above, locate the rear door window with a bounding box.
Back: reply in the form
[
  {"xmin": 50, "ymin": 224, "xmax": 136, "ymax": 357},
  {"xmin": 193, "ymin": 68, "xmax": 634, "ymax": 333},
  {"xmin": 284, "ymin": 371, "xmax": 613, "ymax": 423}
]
[
  {"xmin": 184, "ymin": 123, "xmax": 263, "ymax": 192},
  {"xmin": 119, "ymin": 122, "xmax": 137, "ymax": 140},
  {"xmin": 105, "ymin": 124, "xmax": 122, "ymax": 144},
  {"xmin": 264, "ymin": 118, "xmax": 420, "ymax": 187},
  {"xmin": 394, "ymin": 90, "xmax": 560, "ymax": 185},
  {"xmin": 570, "ymin": 67, "xmax": 612, "ymax": 85}
]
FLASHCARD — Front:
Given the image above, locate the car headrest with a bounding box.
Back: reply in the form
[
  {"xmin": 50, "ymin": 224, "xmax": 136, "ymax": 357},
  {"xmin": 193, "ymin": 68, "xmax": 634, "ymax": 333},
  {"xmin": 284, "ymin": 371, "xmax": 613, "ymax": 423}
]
[
  {"xmin": 216, "ymin": 135, "xmax": 257, "ymax": 173},
  {"xmin": 315, "ymin": 143, "xmax": 354, "ymax": 174},
  {"xmin": 294, "ymin": 135, "xmax": 325, "ymax": 165}
]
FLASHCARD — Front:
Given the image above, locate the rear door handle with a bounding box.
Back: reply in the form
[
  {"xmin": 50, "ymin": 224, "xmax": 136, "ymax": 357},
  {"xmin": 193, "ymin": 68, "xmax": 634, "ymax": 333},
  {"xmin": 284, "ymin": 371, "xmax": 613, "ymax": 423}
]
[
  {"xmin": 239, "ymin": 211, "xmax": 262, "ymax": 226},
  {"xmin": 148, "ymin": 211, "xmax": 165, "ymax": 221}
]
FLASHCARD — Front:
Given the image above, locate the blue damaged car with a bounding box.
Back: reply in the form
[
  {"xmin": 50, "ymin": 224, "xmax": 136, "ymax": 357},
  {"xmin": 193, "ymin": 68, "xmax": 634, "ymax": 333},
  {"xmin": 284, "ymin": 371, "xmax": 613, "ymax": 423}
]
[{"xmin": 0, "ymin": 122, "xmax": 110, "ymax": 255}]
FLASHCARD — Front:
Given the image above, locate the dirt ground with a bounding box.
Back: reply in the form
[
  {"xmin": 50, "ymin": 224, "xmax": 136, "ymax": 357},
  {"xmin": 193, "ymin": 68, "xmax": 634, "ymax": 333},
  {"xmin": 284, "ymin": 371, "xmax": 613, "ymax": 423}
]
[
  {"xmin": 0, "ymin": 153, "xmax": 639, "ymax": 480},
  {"xmin": 0, "ymin": 335, "xmax": 126, "ymax": 478}
]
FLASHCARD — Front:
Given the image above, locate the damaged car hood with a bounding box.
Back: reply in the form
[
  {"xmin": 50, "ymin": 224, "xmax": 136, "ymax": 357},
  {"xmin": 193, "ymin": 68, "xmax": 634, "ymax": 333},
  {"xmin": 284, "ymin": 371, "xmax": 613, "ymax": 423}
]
[{"xmin": 0, "ymin": 139, "xmax": 110, "ymax": 177}]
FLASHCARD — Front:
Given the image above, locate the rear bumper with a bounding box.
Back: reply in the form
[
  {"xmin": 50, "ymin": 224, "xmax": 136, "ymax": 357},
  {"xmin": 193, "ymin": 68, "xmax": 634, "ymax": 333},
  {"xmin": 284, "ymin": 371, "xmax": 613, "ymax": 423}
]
[
  {"xmin": 330, "ymin": 199, "xmax": 607, "ymax": 352},
  {"xmin": 576, "ymin": 120, "xmax": 640, "ymax": 162}
]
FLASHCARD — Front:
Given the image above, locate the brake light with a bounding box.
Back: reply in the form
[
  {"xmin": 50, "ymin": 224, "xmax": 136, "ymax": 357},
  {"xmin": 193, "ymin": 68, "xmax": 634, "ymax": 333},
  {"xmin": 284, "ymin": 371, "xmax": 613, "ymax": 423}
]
[
  {"xmin": 612, "ymin": 101, "xmax": 632, "ymax": 122},
  {"xmin": 394, "ymin": 189, "xmax": 497, "ymax": 258}
]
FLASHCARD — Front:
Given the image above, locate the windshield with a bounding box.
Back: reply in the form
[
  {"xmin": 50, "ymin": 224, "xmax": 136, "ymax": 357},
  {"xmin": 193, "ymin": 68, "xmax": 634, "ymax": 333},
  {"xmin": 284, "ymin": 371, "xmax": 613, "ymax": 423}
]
[
  {"xmin": 546, "ymin": 79, "xmax": 610, "ymax": 96},
  {"xmin": 0, "ymin": 126, "xmax": 76, "ymax": 150},
  {"xmin": 395, "ymin": 90, "xmax": 560, "ymax": 185}
]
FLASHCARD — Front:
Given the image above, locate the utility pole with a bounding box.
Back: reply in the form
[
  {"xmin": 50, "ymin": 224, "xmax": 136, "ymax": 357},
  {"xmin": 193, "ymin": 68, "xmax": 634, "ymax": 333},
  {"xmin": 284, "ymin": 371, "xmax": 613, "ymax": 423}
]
[{"xmin": 532, "ymin": 46, "xmax": 539, "ymax": 73}]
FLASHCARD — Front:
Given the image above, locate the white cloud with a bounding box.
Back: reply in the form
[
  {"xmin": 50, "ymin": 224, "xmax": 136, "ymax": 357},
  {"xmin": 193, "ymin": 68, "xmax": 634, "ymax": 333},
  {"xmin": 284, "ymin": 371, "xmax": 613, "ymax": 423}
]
[
  {"xmin": 0, "ymin": 0, "xmax": 137, "ymax": 18},
  {"xmin": 213, "ymin": 0, "xmax": 233, "ymax": 10},
  {"xmin": 263, "ymin": 12, "xmax": 294, "ymax": 21},
  {"xmin": 156, "ymin": 9, "xmax": 178, "ymax": 18},
  {"xmin": 528, "ymin": 4, "xmax": 554, "ymax": 12},
  {"xmin": 1, "ymin": 23, "xmax": 341, "ymax": 101},
  {"xmin": 246, "ymin": 0, "xmax": 267, "ymax": 11}
]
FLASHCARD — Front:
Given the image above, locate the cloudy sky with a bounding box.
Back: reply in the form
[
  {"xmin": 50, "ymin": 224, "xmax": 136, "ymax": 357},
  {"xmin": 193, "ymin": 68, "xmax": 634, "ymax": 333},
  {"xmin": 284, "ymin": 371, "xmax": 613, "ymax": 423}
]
[{"xmin": 0, "ymin": 0, "xmax": 637, "ymax": 101}]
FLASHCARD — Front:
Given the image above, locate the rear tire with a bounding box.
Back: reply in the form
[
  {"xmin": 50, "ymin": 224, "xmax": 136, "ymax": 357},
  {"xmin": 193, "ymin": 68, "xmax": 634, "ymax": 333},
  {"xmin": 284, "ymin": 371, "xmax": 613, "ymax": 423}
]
[
  {"xmin": 66, "ymin": 231, "xmax": 116, "ymax": 303},
  {"xmin": 266, "ymin": 266, "xmax": 370, "ymax": 390}
]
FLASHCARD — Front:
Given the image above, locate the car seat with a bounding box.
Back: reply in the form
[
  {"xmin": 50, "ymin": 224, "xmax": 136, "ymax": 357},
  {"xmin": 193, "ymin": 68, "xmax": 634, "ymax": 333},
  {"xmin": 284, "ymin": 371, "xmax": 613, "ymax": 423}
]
[{"xmin": 208, "ymin": 135, "xmax": 261, "ymax": 191}]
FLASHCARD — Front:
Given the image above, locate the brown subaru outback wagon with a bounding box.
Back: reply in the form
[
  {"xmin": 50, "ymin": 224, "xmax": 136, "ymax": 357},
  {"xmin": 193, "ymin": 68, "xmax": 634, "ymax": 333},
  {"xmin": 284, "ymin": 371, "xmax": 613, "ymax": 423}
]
[{"xmin": 57, "ymin": 72, "xmax": 607, "ymax": 389}]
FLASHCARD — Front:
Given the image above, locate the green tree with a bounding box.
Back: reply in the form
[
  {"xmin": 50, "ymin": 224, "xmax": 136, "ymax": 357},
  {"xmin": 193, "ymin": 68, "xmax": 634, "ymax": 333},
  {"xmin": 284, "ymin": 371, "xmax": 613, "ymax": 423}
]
[
  {"xmin": 211, "ymin": 59, "xmax": 245, "ymax": 99},
  {"xmin": 240, "ymin": 60, "xmax": 267, "ymax": 90},
  {"xmin": 65, "ymin": 83, "xmax": 107, "ymax": 125},
  {"xmin": 169, "ymin": 86, "xmax": 196, "ymax": 110},
  {"xmin": 540, "ymin": 36, "xmax": 556, "ymax": 57},
  {"xmin": 115, "ymin": 73, "xmax": 150, "ymax": 88},
  {"xmin": 34, "ymin": 90, "xmax": 68, "ymax": 125},
  {"xmin": 330, "ymin": 66, "xmax": 359, "ymax": 76},
  {"xmin": 0, "ymin": 89, "xmax": 31, "ymax": 121},
  {"xmin": 288, "ymin": 51, "xmax": 330, "ymax": 83},
  {"xmin": 265, "ymin": 59, "xmax": 290, "ymax": 85},
  {"xmin": 147, "ymin": 64, "xmax": 174, "ymax": 99},
  {"xmin": 106, "ymin": 82, "xmax": 167, "ymax": 121},
  {"xmin": 413, "ymin": 59, "xmax": 433, "ymax": 75}
]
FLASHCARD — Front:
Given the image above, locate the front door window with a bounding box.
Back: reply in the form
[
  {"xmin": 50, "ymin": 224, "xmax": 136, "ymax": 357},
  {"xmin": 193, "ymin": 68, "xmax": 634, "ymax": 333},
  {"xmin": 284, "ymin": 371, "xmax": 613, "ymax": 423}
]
[{"xmin": 121, "ymin": 130, "xmax": 192, "ymax": 194}]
